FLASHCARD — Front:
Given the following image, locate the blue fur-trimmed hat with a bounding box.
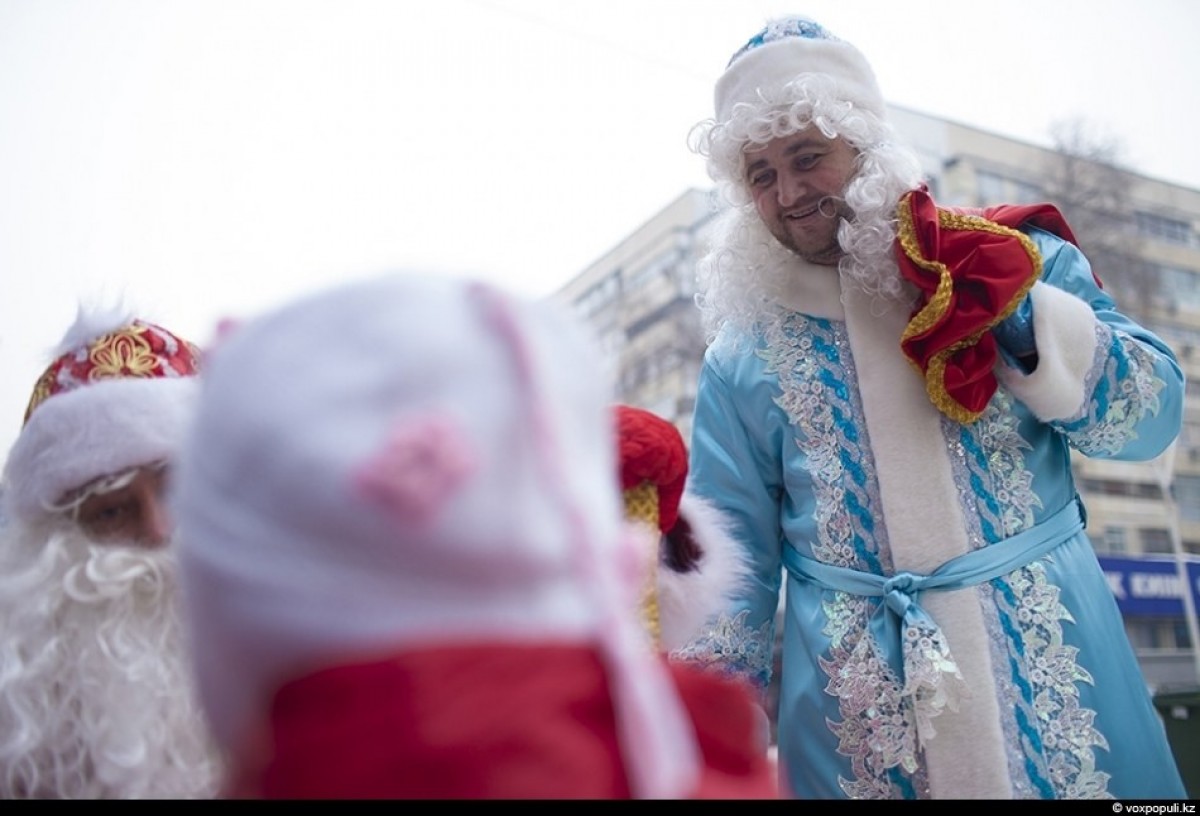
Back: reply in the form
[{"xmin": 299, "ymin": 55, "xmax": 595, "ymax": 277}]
[{"xmin": 714, "ymin": 15, "xmax": 885, "ymax": 124}]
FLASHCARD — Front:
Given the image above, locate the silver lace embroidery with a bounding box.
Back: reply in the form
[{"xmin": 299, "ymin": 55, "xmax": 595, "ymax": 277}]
[
  {"xmin": 1060, "ymin": 324, "xmax": 1168, "ymax": 456},
  {"xmin": 949, "ymin": 398, "xmax": 1044, "ymax": 797},
  {"xmin": 671, "ymin": 608, "xmax": 774, "ymax": 690},
  {"xmin": 763, "ymin": 315, "xmax": 927, "ymax": 798},
  {"xmin": 953, "ymin": 393, "xmax": 1112, "ymax": 798},
  {"xmin": 995, "ymin": 563, "xmax": 1112, "ymax": 798},
  {"xmin": 819, "ymin": 596, "xmax": 925, "ymax": 799}
]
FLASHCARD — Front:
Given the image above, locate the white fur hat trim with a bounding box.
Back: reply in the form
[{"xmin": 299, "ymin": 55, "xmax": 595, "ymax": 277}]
[
  {"xmin": 715, "ymin": 21, "xmax": 885, "ymax": 124},
  {"xmin": 3, "ymin": 376, "xmax": 197, "ymax": 522}
]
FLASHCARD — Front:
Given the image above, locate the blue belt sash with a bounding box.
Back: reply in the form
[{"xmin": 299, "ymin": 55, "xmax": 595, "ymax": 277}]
[{"xmin": 782, "ymin": 496, "xmax": 1086, "ymax": 696}]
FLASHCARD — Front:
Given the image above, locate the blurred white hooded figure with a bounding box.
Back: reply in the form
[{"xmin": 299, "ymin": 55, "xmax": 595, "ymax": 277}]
[
  {"xmin": 0, "ymin": 308, "xmax": 223, "ymax": 799},
  {"xmin": 170, "ymin": 272, "xmax": 778, "ymax": 799}
]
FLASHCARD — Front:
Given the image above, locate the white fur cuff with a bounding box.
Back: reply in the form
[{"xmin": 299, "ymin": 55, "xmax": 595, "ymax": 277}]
[{"xmin": 996, "ymin": 282, "xmax": 1098, "ymax": 421}]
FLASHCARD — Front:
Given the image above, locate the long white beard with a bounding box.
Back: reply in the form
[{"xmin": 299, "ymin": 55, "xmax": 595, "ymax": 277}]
[{"xmin": 0, "ymin": 520, "xmax": 222, "ymax": 799}]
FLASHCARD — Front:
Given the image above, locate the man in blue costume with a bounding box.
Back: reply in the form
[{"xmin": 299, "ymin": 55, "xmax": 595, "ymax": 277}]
[{"xmin": 680, "ymin": 14, "xmax": 1187, "ymax": 799}]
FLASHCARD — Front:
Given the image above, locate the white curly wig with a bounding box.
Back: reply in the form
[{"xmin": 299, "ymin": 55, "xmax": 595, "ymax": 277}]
[{"xmin": 689, "ymin": 17, "xmax": 925, "ymax": 342}]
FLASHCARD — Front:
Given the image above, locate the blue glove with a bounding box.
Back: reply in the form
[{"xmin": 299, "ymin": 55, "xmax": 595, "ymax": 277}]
[{"xmin": 993, "ymin": 294, "xmax": 1036, "ymax": 366}]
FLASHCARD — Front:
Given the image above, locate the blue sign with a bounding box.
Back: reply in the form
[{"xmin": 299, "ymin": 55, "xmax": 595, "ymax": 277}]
[{"xmin": 1098, "ymin": 555, "xmax": 1200, "ymax": 617}]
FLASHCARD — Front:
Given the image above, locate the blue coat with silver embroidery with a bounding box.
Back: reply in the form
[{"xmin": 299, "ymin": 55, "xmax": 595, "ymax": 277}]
[{"xmin": 682, "ymin": 227, "xmax": 1186, "ymax": 799}]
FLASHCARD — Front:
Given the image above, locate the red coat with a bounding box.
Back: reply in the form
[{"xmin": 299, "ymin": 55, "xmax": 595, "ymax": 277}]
[{"xmin": 225, "ymin": 642, "xmax": 778, "ymax": 800}]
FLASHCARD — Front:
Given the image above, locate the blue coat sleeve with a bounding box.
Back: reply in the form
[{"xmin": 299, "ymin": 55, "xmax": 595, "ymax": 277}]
[
  {"xmin": 675, "ymin": 341, "xmax": 784, "ymax": 693},
  {"xmin": 1000, "ymin": 227, "xmax": 1184, "ymax": 461}
]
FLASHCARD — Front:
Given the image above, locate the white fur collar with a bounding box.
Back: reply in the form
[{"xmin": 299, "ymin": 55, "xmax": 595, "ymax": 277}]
[
  {"xmin": 773, "ymin": 255, "xmax": 844, "ymax": 320},
  {"xmin": 840, "ymin": 278, "xmax": 1011, "ymax": 798}
]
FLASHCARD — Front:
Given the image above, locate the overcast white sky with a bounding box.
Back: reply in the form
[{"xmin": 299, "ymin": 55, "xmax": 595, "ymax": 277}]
[{"xmin": 2, "ymin": 0, "xmax": 1199, "ymax": 458}]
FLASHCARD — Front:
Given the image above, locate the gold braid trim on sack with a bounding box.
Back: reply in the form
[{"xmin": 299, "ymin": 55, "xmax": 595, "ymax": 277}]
[{"xmin": 895, "ymin": 194, "xmax": 1043, "ymax": 424}]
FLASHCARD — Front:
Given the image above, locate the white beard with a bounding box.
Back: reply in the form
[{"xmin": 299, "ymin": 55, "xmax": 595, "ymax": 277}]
[{"xmin": 0, "ymin": 520, "xmax": 222, "ymax": 799}]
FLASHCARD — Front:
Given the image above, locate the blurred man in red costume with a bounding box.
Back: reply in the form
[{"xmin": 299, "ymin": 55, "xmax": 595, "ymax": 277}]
[{"xmin": 0, "ymin": 306, "xmax": 222, "ymax": 798}]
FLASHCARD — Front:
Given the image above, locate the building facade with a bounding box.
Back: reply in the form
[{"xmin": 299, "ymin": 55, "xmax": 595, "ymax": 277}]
[{"xmin": 555, "ymin": 104, "xmax": 1200, "ymax": 694}]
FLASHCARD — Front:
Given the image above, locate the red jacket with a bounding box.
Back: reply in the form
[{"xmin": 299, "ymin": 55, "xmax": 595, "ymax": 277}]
[{"xmin": 225, "ymin": 642, "xmax": 778, "ymax": 800}]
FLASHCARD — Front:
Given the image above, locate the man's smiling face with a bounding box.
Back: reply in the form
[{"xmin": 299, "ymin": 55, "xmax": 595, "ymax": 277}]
[{"xmin": 744, "ymin": 128, "xmax": 858, "ymax": 265}]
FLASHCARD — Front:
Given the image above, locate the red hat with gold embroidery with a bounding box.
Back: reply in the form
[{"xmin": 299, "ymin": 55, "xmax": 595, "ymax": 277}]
[{"xmin": 2, "ymin": 306, "xmax": 201, "ymax": 523}]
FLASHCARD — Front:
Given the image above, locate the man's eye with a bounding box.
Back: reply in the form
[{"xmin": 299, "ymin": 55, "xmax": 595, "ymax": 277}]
[
  {"xmin": 80, "ymin": 502, "xmax": 132, "ymax": 532},
  {"xmin": 794, "ymin": 154, "xmax": 819, "ymax": 170},
  {"xmin": 97, "ymin": 505, "xmax": 127, "ymax": 522},
  {"xmin": 749, "ymin": 170, "xmax": 774, "ymax": 188}
]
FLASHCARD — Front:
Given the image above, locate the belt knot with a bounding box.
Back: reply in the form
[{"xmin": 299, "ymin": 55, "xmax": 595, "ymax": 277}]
[{"xmin": 882, "ymin": 571, "xmax": 921, "ymax": 617}]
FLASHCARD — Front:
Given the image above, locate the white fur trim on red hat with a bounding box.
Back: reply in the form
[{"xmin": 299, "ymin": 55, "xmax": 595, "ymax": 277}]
[{"xmin": 3, "ymin": 376, "xmax": 197, "ymax": 522}]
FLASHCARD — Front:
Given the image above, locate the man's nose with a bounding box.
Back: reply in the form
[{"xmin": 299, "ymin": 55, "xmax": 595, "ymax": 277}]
[
  {"xmin": 777, "ymin": 171, "xmax": 805, "ymax": 208},
  {"xmin": 137, "ymin": 490, "xmax": 172, "ymax": 547}
]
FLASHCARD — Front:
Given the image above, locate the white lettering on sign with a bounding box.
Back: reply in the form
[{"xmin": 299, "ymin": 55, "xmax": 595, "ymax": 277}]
[
  {"xmin": 1129, "ymin": 572, "xmax": 1183, "ymax": 599},
  {"xmin": 1105, "ymin": 571, "xmax": 1126, "ymax": 599}
]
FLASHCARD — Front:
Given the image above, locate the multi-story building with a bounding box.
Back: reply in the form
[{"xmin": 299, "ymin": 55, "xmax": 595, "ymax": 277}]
[{"xmin": 555, "ymin": 103, "xmax": 1200, "ymax": 694}]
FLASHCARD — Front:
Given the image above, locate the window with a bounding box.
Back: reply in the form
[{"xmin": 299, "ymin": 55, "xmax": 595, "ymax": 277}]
[
  {"xmin": 1135, "ymin": 211, "xmax": 1194, "ymax": 246},
  {"xmin": 574, "ymin": 272, "xmax": 620, "ymax": 319},
  {"xmin": 1158, "ymin": 265, "xmax": 1200, "ymax": 309},
  {"xmin": 626, "ymin": 248, "xmax": 681, "ymax": 294},
  {"xmin": 1129, "ymin": 619, "xmax": 1162, "ymax": 649},
  {"xmin": 1126, "ymin": 618, "xmax": 1192, "ymax": 650},
  {"xmin": 1176, "ymin": 476, "xmax": 1200, "ymax": 523},
  {"xmin": 976, "ymin": 170, "xmax": 1006, "ymax": 203},
  {"xmin": 1101, "ymin": 525, "xmax": 1128, "ymax": 555},
  {"xmin": 1079, "ymin": 478, "xmax": 1163, "ymax": 500},
  {"xmin": 1141, "ymin": 527, "xmax": 1174, "ymax": 555},
  {"xmin": 1012, "ymin": 179, "xmax": 1043, "ymax": 204},
  {"xmin": 1175, "ymin": 619, "xmax": 1193, "ymax": 649},
  {"xmin": 1156, "ymin": 325, "xmax": 1200, "ymax": 350},
  {"xmin": 974, "ymin": 169, "xmax": 1042, "ymax": 205}
]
